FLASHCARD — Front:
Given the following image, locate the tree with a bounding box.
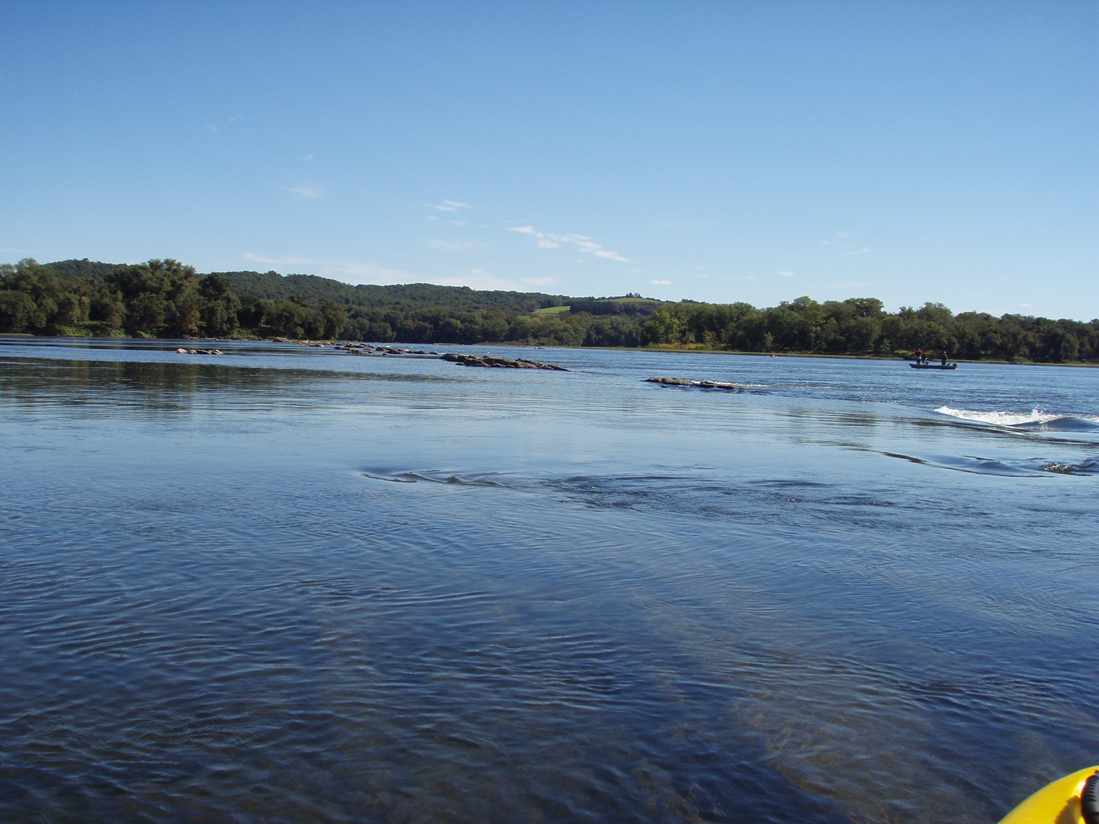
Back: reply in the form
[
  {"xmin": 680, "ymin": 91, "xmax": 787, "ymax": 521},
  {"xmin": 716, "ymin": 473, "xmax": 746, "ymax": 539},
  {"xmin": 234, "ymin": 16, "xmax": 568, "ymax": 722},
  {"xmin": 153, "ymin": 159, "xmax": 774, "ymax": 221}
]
[
  {"xmin": 320, "ymin": 303, "xmax": 348, "ymax": 340},
  {"xmin": 199, "ymin": 275, "xmax": 242, "ymax": 337},
  {"xmin": 642, "ymin": 306, "xmax": 686, "ymax": 344},
  {"xmin": 127, "ymin": 293, "xmax": 168, "ymax": 336},
  {"xmin": 0, "ymin": 290, "xmax": 36, "ymax": 331},
  {"xmin": 3, "ymin": 255, "xmax": 1095, "ymax": 361},
  {"xmin": 168, "ymin": 293, "xmax": 202, "ymax": 337},
  {"xmin": 91, "ymin": 288, "xmax": 126, "ymax": 329}
]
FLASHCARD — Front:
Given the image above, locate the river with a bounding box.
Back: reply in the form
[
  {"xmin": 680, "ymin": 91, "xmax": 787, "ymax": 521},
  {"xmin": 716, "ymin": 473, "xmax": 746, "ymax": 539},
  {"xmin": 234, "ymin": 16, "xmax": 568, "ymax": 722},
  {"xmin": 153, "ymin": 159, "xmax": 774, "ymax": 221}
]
[{"xmin": 2, "ymin": 336, "xmax": 1097, "ymax": 822}]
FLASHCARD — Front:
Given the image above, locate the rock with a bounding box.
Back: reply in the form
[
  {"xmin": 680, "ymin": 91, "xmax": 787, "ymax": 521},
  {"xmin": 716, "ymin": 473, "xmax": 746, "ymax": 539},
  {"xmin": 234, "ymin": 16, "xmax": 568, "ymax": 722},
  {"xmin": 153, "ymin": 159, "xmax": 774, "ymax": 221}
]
[
  {"xmin": 338, "ymin": 343, "xmax": 442, "ymax": 358},
  {"xmin": 645, "ymin": 376, "xmax": 745, "ymax": 391},
  {"xmin": 442, "ymin": 353, "xmax": 567, "ymax": 371}
]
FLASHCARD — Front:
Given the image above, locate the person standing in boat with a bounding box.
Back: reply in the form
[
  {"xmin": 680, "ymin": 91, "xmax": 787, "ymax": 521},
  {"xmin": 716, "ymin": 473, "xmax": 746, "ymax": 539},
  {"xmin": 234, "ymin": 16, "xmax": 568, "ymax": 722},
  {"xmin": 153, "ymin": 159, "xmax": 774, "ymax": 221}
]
[
  {"xmin": 914, "ymin": 347, "xmax": 924, "ymax": 365},
  {"xmin": 940, "ymin": 350, "xmax": 948, "ymax": 367}
]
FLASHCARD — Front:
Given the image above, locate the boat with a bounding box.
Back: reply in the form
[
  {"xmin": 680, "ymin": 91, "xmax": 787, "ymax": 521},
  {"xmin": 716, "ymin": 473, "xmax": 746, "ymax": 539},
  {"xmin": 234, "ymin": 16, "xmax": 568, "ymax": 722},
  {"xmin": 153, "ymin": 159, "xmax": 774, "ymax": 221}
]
[
  {"xmin": 910, "ymin": 362, "xmax": 957, "ymax": 370},
  {"xmin": 999, "ymin": 765, "xmax": 1098, "ymax": 823}
]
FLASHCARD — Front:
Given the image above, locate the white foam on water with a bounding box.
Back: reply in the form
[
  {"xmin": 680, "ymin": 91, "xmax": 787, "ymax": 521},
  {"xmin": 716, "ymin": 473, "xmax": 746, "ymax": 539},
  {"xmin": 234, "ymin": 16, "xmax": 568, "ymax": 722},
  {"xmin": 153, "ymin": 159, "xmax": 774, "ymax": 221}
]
[{"xmin": 934, "ymin": 406, "xmax": 1061, "ymax": 427}]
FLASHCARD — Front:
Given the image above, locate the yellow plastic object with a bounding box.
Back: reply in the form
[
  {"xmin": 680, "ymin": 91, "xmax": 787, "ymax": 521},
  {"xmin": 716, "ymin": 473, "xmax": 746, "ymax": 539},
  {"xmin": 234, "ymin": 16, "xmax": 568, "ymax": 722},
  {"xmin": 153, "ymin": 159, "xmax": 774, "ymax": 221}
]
[{"xmin": 999, "ymin": 766, "xmax": 1099, "ymax": 824}]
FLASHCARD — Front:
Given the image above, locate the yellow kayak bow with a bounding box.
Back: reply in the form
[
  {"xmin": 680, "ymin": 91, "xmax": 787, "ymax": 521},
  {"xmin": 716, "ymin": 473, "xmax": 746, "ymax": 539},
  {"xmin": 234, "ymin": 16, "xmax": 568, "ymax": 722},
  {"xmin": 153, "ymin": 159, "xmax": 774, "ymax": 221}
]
[{"xmin": 999, "ymin": 766, "xmax": 1099, "ymax": 824}]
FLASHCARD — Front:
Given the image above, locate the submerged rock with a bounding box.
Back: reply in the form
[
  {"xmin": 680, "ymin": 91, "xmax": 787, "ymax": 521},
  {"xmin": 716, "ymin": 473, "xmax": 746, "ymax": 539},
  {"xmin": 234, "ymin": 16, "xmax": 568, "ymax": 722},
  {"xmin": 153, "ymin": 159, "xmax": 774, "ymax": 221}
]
[
  {"xmin": 1042, "ymin": 462, "xmax": 1078, "ymax": 475},
  {"xmin": 442, "ymin": 353, "xmax": 568, "ymax": 371},
  {"xmin": 645, "ymin": 376, "xmax": 745, "ymax": 391}
]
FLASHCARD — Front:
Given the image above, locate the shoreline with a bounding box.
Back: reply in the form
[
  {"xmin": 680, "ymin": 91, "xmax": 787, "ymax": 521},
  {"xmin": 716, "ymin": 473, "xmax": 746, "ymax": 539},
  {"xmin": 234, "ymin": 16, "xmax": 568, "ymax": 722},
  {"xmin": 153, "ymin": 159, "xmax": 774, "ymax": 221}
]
[
  {"xmin": 2, "ymin": 332, "xmax": 1095, "ymax": 368},
  {"xmin": 598, "ymin": 344, "xmax": 1099, "ymax": 368}
]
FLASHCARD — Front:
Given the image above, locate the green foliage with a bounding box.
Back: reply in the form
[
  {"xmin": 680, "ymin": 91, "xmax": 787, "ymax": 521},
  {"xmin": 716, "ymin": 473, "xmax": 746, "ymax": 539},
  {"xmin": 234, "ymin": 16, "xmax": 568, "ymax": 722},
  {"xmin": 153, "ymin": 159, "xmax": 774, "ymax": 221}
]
[
  {"xmin": 1, "ymin": 258, "xmax": 1097, "ymax": 362},
  {"xmin": 0, "ymin": 290, "xmax": 37, "ymax": 331}
]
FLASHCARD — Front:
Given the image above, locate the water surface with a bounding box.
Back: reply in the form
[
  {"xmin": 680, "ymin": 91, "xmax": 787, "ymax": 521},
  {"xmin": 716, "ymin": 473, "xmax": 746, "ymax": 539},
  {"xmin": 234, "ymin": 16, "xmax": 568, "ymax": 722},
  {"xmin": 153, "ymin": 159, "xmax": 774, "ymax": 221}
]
[{"xmin": 2, "ymin": 337, "xmax": 1097, "ymax": 822}]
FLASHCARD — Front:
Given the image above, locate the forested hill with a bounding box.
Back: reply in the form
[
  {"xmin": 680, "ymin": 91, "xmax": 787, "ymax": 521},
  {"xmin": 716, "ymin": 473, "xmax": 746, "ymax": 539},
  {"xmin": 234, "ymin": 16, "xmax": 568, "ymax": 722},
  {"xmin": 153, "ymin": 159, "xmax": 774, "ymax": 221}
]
[
  {"xmin": 209, "ymin": 269, "xmax": 570, "ymax": 312},
  {"xmin": 1, "ymin": 257, "xmax": 1096, "ymax": 363}
]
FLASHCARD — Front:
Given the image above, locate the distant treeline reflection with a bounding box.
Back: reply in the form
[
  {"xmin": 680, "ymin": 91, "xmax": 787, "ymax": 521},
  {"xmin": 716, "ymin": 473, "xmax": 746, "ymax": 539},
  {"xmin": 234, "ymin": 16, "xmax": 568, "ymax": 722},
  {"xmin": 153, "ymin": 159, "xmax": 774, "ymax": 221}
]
[
  {"xmin": 0, "ymin": 358, "xmax": 435, "ymax": 422},
  {"xmin": 0, "ymin": 358, "xmax": 309, "ymax": 414},
  {"xmin": 1, "ymin": 257, "xmax": 1095, "ymax": 362}
]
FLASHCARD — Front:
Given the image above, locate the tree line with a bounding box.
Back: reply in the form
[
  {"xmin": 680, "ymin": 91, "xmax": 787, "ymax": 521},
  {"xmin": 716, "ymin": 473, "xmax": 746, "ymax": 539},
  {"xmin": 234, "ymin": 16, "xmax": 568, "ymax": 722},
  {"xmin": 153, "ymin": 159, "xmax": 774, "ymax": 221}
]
[{"xmin": 1, "ymin": 257, "xmax": 1096, "ymax": 362}]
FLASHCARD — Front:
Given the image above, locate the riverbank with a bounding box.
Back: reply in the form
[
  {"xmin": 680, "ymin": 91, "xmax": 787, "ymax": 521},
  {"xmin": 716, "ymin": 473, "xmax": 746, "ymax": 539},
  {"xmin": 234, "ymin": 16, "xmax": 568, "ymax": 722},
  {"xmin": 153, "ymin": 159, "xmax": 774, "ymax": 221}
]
[
  {"xmin": 557, "ymin": 342, "xmax": 1099, "ymax": 368},
  {"xmin": 2, "ymin": 332, "xmax": 1095, "ymax": 367}
]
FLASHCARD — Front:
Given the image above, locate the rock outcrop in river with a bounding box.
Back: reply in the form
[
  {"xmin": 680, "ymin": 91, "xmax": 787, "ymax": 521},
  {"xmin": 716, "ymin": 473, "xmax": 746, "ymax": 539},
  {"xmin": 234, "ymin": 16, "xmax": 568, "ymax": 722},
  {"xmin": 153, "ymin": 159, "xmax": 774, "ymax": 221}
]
[
  {"xmin": 443, "ymin": 353, "xmax": 568, "ymax": 371},
  {"xmin": 341, "ymin": 343, "xmax": 439, "ymax": 357},
  {"xmin": 266, "ymin": 338, "xmax": 566, "ymax": 369},
  {"xmin": 645, "ymin": 376, "xmax": 746, "ymax": 391}
]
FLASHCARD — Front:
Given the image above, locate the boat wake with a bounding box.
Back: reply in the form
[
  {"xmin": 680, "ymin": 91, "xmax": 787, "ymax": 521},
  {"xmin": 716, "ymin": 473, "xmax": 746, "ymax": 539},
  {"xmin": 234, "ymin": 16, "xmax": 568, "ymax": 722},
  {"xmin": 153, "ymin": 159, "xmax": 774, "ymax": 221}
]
[
  {"xmin": 934, "ymin": 406, "xmax": 1099, "ymax": 433},
  {"xmin": 878, "ymin": 452, "xmax": 1099, "ymax": 477}
]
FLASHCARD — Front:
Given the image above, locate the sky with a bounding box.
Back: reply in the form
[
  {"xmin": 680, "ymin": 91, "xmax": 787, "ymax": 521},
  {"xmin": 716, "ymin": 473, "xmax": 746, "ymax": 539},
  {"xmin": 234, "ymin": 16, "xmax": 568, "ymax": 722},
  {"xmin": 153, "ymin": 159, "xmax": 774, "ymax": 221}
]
[{"xmin": 3, "ymin": 1, "xmax": 1096, "ymax": 319}]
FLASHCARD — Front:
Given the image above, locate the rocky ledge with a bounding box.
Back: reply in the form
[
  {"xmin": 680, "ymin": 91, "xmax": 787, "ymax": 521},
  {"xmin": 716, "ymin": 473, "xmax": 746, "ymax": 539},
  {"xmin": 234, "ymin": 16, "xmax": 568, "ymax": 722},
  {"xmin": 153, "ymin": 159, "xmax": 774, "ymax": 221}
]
[
  {"xmin": 645, "ymin": 376, "xmax": 745, "ymax": 391},
  {"xmin": 340, "ymin": 343, "xmax": 439, "ymax": 357},
  {"xmin": 176, "ymin": 347, "xmax": 224, "ymax": 355},
  {"xmin": 442, "ymin": 353, "xmax": 568, "ymax": 371}
]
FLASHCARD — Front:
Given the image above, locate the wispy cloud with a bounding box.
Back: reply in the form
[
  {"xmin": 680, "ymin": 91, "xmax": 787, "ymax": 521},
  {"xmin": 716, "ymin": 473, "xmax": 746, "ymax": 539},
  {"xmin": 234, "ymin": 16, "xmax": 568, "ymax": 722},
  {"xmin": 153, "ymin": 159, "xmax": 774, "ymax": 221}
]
[
  {"xmin": 285, "ymin": 183, "xmax": 323, "ymax": 200},
  {"xmin": 508, "ymin": 225, "xmax": 630, "ymax": 263},
  {"xmin": 824, "ymin": 231, "xmax": 850, "ymax": 243},
  {"xmin": 650, "ymin": 279, "xmax": 672, "ymax": 286},
  {"xmin": 205, "ymin": 114, "xmax": 243, "ymax": 135},
  {"xmin": 303, "ymin": 153, "xmax": 315, "ymax": 162},
  {"xmin": 243, "ymin": 252, "xmax": 317, "ymax": 267},
  {"xmin": 429, "ymin": 239, "xmax": 478, "ymax": 252},
  {"xmin": 522, "ymin": 276, "xmax": 559, "ymax": 287},
  {"xmin": 822, "ymin": 231, "xmax": 870, "ymax": 256},
  {"xmin": 332, "ymin": 261, "xmax": 426, "ymax": 284},
  {"xmin": 431, "ymin": 199, "xmax": 471, "ymax": 213},
  {"xmin": 777, "ymin": 270, "xmax": 795, "ymax": 278}
]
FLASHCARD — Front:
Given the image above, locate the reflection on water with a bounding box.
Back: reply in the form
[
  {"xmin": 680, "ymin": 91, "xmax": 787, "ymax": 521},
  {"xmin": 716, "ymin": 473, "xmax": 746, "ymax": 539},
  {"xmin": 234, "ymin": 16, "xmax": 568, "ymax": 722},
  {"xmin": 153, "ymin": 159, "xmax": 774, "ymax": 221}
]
[
  {"xmin": 1, "ymin": 356, "xmax": 456, "ymax": 417},
  {"xmin": 2, "ymin": 341, "xmax": 1098, "ymax": 823}
]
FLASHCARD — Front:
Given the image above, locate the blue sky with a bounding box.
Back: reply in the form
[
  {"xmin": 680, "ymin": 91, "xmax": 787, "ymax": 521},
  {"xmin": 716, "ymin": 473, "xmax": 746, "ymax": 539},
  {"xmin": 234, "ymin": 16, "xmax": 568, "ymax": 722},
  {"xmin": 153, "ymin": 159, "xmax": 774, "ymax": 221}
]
[{"xmin": 3, "ymin": 1, "xmax": 1096, "ymax": 318}]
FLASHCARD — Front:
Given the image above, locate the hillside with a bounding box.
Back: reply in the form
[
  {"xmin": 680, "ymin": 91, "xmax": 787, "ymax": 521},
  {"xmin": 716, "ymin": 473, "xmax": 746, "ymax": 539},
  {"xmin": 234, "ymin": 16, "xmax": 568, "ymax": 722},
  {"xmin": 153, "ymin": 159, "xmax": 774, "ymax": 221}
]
[
  {"xmin": 208, "ymin": 269, "xmax": 573, "ymax": 314},
  {"xmin": 1, "ymin": 257, "xmax": 1096, "ymax": 362},
  {"xmin": 35, "ymin": 259, "xmax": 574, "ymax": 313}
]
